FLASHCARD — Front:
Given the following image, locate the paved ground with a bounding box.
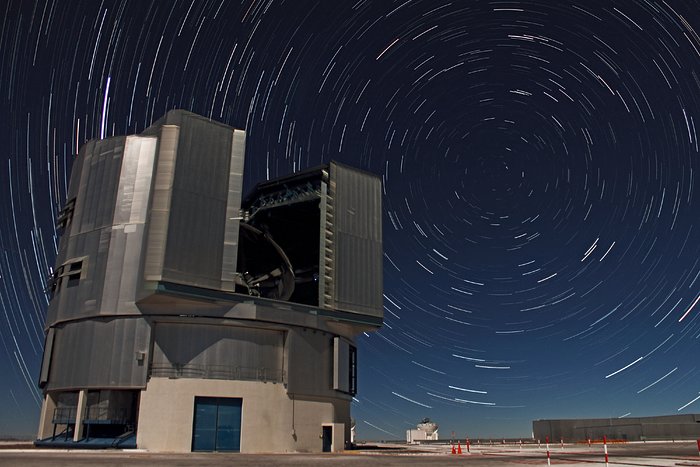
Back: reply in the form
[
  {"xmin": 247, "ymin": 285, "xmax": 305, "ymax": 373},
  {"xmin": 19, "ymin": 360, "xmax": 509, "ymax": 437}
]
[{"xmin": 1, "ymin": 441, "xmax": 699, "ymax": 466}]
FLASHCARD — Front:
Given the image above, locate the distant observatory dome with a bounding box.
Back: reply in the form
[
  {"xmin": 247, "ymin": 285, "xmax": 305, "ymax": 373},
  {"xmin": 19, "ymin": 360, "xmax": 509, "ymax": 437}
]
[{"xmin": 417, "ymin": 418, "xmax": 438, "ymax": 436}]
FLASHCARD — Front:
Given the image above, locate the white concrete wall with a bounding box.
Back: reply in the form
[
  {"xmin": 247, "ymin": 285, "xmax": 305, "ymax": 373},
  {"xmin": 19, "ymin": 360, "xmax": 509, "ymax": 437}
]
[
  {"xmin": 407, "ymin": 429, "xmax": 439, "ymax": 443},
  {"xmin": 136, "ymin": 377, "xmax": 349, "ymax": 453},
  {"xmin": 36, "ymin": 394, "xmax": 57, "ymax": 440}
]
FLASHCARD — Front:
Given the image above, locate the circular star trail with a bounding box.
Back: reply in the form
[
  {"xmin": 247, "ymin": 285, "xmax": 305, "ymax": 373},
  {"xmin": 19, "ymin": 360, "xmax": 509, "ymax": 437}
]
[{"xmin": 0, "ymin": 0, "xmax": 699, "ymax": 438}]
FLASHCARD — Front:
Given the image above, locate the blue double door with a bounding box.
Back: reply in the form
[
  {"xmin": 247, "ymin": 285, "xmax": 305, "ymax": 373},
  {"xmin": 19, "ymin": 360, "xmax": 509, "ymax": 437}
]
[{"xmin": 192, "ymin": 397, "xmax": 242, "ymax": 452}]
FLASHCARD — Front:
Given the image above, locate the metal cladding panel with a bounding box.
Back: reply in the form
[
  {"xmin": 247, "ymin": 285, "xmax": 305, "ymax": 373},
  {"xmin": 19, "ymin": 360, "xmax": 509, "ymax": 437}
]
[
  {"xmin": 101, "ymin": 136, "xmax": 157, "ymax": 315},
  {"xmin": 221, "ymin": 130, "xmax": 246, "ymax": 291},
  {"xmin": 143, "ymin": 125, "xmax": 179, "ymax": 281},
  {"xmin": 151, "ymin": 323, "xmax": 283, "ymax": 370},
  {"xmin": 329, "ymin": 162, "xmax": 383, "ymax": 319},
  {"xmin": 46, "ymin": 146, "xmax": 85, "ymax": 324},
  {"xmin": 285, "ymin": 329, "xmax": 336, "ymax": 398},
  {"xmin": 64, "ymin": 145, "xmax": 85, "ymax": 201},
  {"xmin": 47, "ymin": 136, "xmax": 157, "ymax": 326},
  {"xmin": 161, "ymin": 113, "xmax": 236, "ymax": 288},
  {"xmin": 46, "ymin": 317, "xmax": 150, "ymax": 391},
  {"xmin": 50, "ymin": 230, "xmax": 102, "ymax": 323},
  {"xmin": 47, "ymin": 138, "xmax": 128, "ymax": 326},
  {"xmin": 71, "ymin": 138, "xmax": 125, "ymax": 235},
  {"xmin": 39, "ymin": 328, "xmax": 55, "ymax": 387}
]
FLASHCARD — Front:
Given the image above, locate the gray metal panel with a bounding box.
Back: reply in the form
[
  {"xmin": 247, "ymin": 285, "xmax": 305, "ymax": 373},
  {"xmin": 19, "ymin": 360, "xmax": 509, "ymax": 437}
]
[
  {"xmin": 72, "ymin": 138, "xmax": 125, "ymax": 235},
  {"xmin": 329, "ymin": 162, "xmax": 383, "ymax": 318},
  {"xmin": 144, "ymin": 125, "xmax": 179, "ymax": 281},
  {"xmin": 151, "ymin": 322, "xmax": 283, "ymax": 370},
  {"xmin": 46, "ymin": 317, "xmax": 151, "ymax": 390},
  {"xmin": 48, "ymin": 138, "xmax": 129, "ymax": 325},
  {"xmin": 64, "ymin": 145, "xmax": 85, "ymax": 202},
  {"xmin": 39, "ymin": 328, "xmax": 55, "ymax": 387},
  {"xmin": 58, "ymin": 230, "xmax": 102, "ymax": 321},
  {"xmin": 111, "ymin": 136, "xmax": 158, "ymax": 226},
  {"xmin": 285, "ymin": 329, "xmax": 337, "ymax": 398},
  {"xmin": 46, "ymin": 152, "xmax": 86, "ymax": 327},
  {"xmin": 48, "ymin": 136, "xmax": 158, "ymax": 324},
  {"xmin": 161, "ymin": 113, "xmax": 234, "ymax": 288},
  {"xmin": 101, "ymin": 136, "xmax": 157, "ymax": 314},
  {"xmin": 221, "ymin": 129, "xmax": 246, "ymax": 291}
]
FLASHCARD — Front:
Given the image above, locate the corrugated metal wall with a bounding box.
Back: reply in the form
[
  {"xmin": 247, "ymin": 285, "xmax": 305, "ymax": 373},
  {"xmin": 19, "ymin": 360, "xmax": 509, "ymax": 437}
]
[
  {"xmin": 47, "ymin": 135, "xmax": 158, "ymax": 324},
  {"xmin": 101, "ymin": 136, "xmax": 158, "ymax": 314},
  {"xmin": 221, "ymin": 130, "xmax": 246, "ymax": 291},
  {"xmin": 142, "ymin": 111, "xmax": 246, "ymax": 291},
  {"xmin": 285, "ymin": 328, "xmax": 335, "ymax": 398},
  {"xmin": 328, "ymin": 162, "xmax": 383, "ymax": 318},
  {"xmin": 161, "ymin": 113, "xmax": 237, "ymax": 288},
  {"xmin": 47, "ymin": 317, "xmax": 150, "ymax": 391},
  {"xmin": 71, "ymin": 138, "xmax": 124, "ymax": 234},
  {"xmin": 48, "ymin": 136, "xmax": 126, "ymax": 325},
  {"xmin": 151, "ymin": 322, "xmax": 283, "ymax": 372},
  {"xmin": 142, "ymin": 125, "xmax": 179, "ymax": 283}
]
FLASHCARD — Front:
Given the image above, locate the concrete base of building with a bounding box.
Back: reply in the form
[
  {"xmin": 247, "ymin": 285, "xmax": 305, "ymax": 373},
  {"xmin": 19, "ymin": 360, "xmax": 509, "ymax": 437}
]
[
  {"xmin": 36, "ymin": 394, "xmax": 57, "ymax": 440},
  {"xmin": 136, "ymin": 377, "xmax": 349, "ymax": 453}
]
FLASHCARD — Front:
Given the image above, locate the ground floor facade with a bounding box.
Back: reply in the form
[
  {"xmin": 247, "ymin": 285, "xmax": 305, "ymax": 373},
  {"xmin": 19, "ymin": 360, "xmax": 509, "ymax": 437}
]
[
  {"xmin": 137, "ymin": 378, "xmax": 347, "ymax": 452},
  {"xmin": 37, "ymin": 377, "xmax": 349, "ymax": 453},
  {"xmin": 36, "ymin": 311, "xmax": 359, "ymax": 453}
]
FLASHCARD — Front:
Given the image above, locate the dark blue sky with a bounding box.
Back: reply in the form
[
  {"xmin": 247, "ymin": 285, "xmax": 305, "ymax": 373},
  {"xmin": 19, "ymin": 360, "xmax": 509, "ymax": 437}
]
[{"xmin": 1, "ymin": 0, "xmax": 699, "ymax": 439}]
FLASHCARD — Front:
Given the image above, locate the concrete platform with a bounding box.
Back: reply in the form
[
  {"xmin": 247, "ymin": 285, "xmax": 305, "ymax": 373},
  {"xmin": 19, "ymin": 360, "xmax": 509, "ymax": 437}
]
[{"xmin": 1, "ymin": 440, "xmax": 699, "ymax": 466}]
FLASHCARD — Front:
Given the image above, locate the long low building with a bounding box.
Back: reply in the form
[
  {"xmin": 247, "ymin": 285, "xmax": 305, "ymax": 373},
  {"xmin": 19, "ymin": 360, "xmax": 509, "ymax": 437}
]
[{"xmin": 533, "ymin": 414, "xmax": 700, "ymax": 441}]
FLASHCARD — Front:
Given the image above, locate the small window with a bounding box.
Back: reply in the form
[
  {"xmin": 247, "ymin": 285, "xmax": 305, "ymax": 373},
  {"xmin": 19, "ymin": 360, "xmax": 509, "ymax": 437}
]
[
  {"xmin": 55, "ymin": 198, "xmax": 76, "ymax": 231},
  {"xmin": 64, "ymin": 259, "xmax": 84, "ymax": 288},
  {"xmin": 48, "ymin": 257, "xmax": 87, "ymax": 296}
]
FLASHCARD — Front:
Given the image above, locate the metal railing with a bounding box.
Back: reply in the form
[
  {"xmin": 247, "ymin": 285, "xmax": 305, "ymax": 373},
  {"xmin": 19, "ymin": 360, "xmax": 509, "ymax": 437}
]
[
  {"xmin": 53, "ymin": 407, "xmax": 77, "ymax": 424},
  {"xmin": 85, "ymin": 406, "xmax": 128, "ymax": 423},
  {"xmin": 149, "ymin": 363, "xmax": 286, "ymax": 384},
  {"xmin": 52, "ymin": 406, "xmax": 128, "ymax": 424}
]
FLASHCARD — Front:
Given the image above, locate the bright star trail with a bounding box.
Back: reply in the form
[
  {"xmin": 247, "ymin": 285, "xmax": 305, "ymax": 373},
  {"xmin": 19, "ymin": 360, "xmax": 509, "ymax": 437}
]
[{"xmin": 1, "ymin": 0, "xmax": 699, "ymax": 438}]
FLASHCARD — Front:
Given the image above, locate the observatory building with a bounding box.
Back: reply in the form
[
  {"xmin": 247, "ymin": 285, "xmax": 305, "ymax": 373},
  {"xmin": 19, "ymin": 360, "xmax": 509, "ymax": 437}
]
[
  {"xmin": 36, "ymin": 110, "xmax": 383, "ymax": 452},
  {"xmin": 406, "ymin": 418, "xmax": 439, "ymax": 444}
]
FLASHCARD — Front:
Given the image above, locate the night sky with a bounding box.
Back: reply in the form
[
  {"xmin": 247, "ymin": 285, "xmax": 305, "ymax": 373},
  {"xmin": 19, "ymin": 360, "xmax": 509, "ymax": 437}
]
[{"xmin": 1, "ymin": 0, "xmax": 699, "ymax": 439}]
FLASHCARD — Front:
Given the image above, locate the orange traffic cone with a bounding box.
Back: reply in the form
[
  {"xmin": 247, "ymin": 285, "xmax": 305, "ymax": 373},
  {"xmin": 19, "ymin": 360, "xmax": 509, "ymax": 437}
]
[
  {"xmin": 451, "ymin": 443, "xmax": 456, "ymax": 454},
  {"xmin": 457, "ymin": 441, "xmax": 462, "ymax": 454}
]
